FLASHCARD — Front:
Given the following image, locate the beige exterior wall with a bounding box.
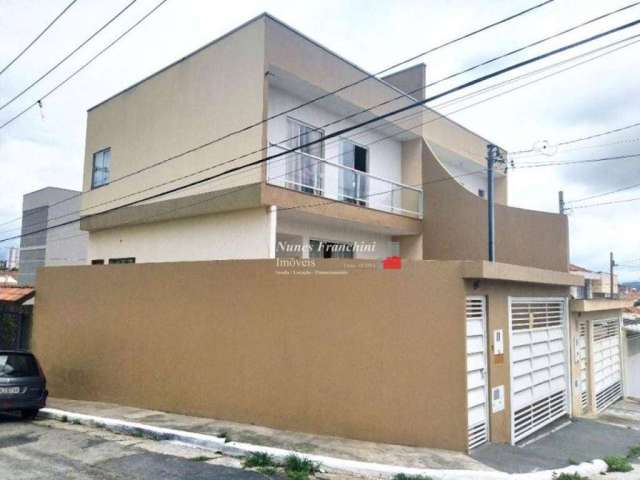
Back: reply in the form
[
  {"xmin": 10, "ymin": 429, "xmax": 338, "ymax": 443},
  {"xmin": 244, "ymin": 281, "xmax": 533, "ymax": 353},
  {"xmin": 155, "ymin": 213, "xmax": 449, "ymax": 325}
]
[
  {"xmin": 82, "ymin": 17, "xmax": 268, "ymax": 216},
  {"xmin": 88, "ymin": 207, "xmax": 272, "ymax": 263},
  {"xmin": 465, "ymin": 280, "xmax": 569, "ymax": 444},
  {"xmin": 33, "ymin": 259, "xmax": 470, "ymax": 451},
  {"xmin": 422, "ymin": 141, "xmax": 569, "ymax": 271}
]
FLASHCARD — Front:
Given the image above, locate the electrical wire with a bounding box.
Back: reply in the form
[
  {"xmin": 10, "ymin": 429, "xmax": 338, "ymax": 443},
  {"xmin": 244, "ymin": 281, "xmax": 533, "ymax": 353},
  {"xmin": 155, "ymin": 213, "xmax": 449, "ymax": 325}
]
[
  {"xmin": 1, "ymin": 4, "xmax": 635, "ymax": 237},
  {"xmin": 0, "ymin": 0, "xmax": 169, "ymax": 130},
  {"xmin": 0, "ymin": 0, "xmax": 139, "ymax": 112},
  {"xmin": 0, "ymin": 0, "xmax": 79, "ymax": 76},
  {"xmin": 511, "ymin": 120, "xmax": 640, "ymax": 155},
  {"xmin": 0, "ymin": 0, "xmax": 559, "ymax": 233},
  {"xmin": 5, "ymin": 16, "xmax": 637, "ymax": 238},
  {"xmin": 566, "ymin": 181, "xmax": 640, "ymax": 205}
]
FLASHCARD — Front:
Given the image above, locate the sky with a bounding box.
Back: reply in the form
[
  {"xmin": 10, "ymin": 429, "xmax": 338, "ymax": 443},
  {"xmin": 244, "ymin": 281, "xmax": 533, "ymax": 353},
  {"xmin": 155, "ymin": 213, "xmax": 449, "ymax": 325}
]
[{"xmin": 0, "ymin": 0, "xmax": 639, "ymax": 279}]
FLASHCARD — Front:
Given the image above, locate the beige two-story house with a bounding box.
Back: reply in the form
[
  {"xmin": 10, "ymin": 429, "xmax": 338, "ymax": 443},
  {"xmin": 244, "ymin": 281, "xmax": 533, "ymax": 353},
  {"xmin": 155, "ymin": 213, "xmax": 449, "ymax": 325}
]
[{"xmin": 35, "ymin": 14, "xmax": 608, "ymax": 452}]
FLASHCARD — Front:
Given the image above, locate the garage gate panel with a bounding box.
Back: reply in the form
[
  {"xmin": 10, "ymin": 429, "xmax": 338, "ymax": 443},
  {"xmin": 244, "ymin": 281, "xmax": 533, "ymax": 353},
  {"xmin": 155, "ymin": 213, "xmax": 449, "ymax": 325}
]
[
  {"xmin": 466, "ymin": 296, "xmax": 489, "ymax": 450},
  {"xmin": 593, "ymin": 318, "xmax": 622, "ymax": 412},
  {"xmin": 510, "ymin": 299, "xmax": 569, "ymax": 444}
]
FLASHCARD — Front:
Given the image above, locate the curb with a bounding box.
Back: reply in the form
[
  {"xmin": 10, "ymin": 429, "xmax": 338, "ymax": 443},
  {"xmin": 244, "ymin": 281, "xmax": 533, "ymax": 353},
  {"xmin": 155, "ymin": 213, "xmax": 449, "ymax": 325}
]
[{"xmin": 40, "ymin": 408, "xmax": 607, "ymax": 480}]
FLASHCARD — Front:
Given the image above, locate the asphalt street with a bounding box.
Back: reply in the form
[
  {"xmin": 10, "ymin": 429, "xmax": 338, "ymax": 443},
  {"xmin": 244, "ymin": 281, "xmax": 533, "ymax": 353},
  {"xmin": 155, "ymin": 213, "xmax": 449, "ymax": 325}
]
[{"xmin": 0, "ymin": 412, "xmax": 267, "ymax": 480}]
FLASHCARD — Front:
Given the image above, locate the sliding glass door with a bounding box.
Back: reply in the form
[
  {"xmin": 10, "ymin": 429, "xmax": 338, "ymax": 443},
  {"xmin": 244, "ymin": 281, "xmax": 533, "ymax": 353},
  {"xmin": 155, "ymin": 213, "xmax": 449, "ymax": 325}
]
[
  {"xmin": 286, "ymin": 119, "xmax": 324, "ymax": 195},
  {"xmin": 340, "ymin": 140, "xmax": 368, "ymax": 205}
]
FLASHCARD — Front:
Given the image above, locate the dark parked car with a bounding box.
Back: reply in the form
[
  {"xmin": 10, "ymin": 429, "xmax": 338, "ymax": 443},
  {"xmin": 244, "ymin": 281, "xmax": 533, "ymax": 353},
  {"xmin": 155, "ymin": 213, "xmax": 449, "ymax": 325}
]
[{"xmin": 0, "ymin": 351, "xmax": 47, "ymax": 419}]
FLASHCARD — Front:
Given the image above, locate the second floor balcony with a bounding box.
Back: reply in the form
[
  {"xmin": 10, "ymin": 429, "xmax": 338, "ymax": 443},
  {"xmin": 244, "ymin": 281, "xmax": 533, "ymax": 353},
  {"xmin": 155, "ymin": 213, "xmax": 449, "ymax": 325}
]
[{"xmin": 267, "ymin": 142, "xmax": 423, "ymax": 219}]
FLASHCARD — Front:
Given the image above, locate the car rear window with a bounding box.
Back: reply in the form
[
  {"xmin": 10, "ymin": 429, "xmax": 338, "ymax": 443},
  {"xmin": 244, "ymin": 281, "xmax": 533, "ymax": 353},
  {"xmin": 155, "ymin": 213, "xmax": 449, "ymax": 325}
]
[{"xmin": 0, "ymin": 354, "xmax": 39, "ymax": 378}]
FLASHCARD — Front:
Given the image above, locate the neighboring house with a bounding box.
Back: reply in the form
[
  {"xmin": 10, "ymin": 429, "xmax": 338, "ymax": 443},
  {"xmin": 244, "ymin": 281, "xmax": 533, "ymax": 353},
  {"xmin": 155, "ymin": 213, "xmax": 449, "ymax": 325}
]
[
  {"xmin": 570, "ymin": 263, "xmax": 619, "ymax": 299},
  {"xmin": 568, "ymin": 264, "xmax": 629, "ymax": 415},
  {"xmin": 7, "ymin": 246, "xmax": 19, "ymax": 270},
  {"xmin": 624, "ymin": 319, "xmax": 640, "ymax": 399},
  {"xmin": 0, "ymin": 286, "xmax": 35, "ymax": 350},
  {"xmin": 18, "ymin": 187, "xmax": 89, "ymax": 285},
  {"xmin": 34, "ymin": 14, "xmax": 610, "ymax": 452}
]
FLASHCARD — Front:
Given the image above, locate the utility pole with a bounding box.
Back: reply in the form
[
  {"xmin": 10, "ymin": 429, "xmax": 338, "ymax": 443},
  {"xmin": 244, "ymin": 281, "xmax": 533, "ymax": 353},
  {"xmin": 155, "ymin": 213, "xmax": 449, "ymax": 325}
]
[
  {"xmin": 486, "ymin": 144, "xmax": 505, "ymax": 262},
  {"xmin": 610, "ymin": 251, "xmax": 617, "ymax": 298},
  {"xmin": 558, "ymin": 191, "xmax": 565, "ymax": 214}
]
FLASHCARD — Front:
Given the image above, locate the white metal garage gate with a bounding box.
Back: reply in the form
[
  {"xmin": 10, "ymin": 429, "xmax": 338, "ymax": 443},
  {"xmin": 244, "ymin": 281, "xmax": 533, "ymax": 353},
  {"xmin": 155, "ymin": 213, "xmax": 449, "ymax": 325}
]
[
  {"xmin": 627, "ymin": 329, "xmax": 640, "ymax": 398},
  {"xmin": 592, "ymin": 317, "xmax": 623, "ymax": 411},
  {"xmin": 466, "ymin": 296, "xmax": 489, "ymax": 449},
  {"xmin": 509, "ymin": 298, "xmax": 569, "ymax": 444}
]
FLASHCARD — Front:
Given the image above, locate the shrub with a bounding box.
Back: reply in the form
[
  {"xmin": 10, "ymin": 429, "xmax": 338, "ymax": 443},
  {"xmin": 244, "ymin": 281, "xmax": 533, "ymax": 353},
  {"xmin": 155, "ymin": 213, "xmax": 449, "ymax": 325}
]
[
  {"xmin": 628, "ymin": 444, "xmax": 640, "ymax": 459},
  {"xmin": 256, "ymin": 466, "xmax": 278, "ymax": 476},
  {"xmin": 243, "ymin": 452, "xmax": 276, "ymax": 469},
  {"xmin": 552, "ymin": 473, "xmax": 587, "ymax": 480},
  {"xmin": 605, "ymin": 455, "xmax": 634, "ymax": 473},
  {"xmin": 392, "ymin": 474, "xmax": 434, "ymax": 480},
  {"xmin": 281, "ymin": 455, "xmax": 321, "ymax": 480}
]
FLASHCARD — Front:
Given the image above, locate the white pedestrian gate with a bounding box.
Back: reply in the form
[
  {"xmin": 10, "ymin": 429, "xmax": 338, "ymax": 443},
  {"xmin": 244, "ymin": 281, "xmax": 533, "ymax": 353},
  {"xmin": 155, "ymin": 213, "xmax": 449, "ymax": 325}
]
[
  {"xmin": 509, "ymin": 298, "xmax": 569, "ymax": 444},
  {"xmin": 627, "ymin": 330, "xmax": 640, "ymax": 398},
  {"xmin": 592, "ymin": 317, "xmax": 623, "ymax": 411},
  {"xmin": 466, "ymin": 296, "xmax": 489, "ymax": 449},
  {"xmin": 576, "ymin": 321, "xmax": 589, "ymax": 413}
]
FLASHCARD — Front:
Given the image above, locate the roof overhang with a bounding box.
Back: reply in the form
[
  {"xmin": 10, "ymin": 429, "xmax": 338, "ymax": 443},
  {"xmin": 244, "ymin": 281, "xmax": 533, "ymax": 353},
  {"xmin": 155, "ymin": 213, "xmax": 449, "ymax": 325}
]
[
  {"xmin": 0, "ymin": 287, "xmax": 35, "ymax": 305},
  {"xmin": 461, "ymin": 261, "xmax": 583, "ymax": 287},
  {"xmin": 570, "ymin": 298, "xmax": 633, "ymax": 313}
]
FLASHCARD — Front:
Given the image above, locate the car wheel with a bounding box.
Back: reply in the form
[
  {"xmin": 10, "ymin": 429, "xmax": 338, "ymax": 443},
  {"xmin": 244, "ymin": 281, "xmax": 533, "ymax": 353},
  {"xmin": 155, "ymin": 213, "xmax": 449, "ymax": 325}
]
[{"xmin": 21, "ymin": 409, "xmax": 39, "ymax": 420}]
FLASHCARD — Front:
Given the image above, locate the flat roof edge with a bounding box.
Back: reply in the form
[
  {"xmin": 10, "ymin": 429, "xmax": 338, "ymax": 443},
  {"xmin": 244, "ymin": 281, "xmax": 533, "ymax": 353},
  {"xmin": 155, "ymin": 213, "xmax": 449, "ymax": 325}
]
[
  {"xmin": 462, "ymin": 260, "xmax": 583, "ymax": 287},
  {"xmin": 570, "ymin": 298, "xmax": 633, "ymax": 313}
]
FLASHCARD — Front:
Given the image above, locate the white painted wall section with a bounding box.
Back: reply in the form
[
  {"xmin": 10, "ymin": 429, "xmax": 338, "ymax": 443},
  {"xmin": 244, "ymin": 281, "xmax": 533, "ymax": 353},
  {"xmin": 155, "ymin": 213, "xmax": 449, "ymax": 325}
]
[
  {"xmin": 88, "ymin": 207, "xmax": 272, "ymax": 263},
  {"xmin": 277, "ymin": 214, "xmax": 394, "ymax": 259}
]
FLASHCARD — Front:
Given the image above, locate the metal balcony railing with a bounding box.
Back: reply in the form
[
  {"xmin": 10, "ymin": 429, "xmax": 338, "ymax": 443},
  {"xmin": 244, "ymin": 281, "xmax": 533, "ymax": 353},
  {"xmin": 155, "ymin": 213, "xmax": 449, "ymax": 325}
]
[{"xmin": 267, "ymin": 143, "xmax": 423, "ymax": 219}]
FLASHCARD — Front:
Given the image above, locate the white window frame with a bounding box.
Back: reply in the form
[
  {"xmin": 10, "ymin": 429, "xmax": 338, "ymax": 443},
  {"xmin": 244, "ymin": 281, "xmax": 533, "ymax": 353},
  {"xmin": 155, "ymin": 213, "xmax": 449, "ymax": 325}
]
[{"xmin": 91, "ymin": 147, "xmax": 112, "ymax": 189}]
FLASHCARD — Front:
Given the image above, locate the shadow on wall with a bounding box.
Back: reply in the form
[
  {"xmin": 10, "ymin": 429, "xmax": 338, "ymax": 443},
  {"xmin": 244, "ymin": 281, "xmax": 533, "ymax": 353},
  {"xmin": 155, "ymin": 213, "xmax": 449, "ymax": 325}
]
[{"xmin": 421, "ymin": 140, "xmax": 569, "ymax": 272}]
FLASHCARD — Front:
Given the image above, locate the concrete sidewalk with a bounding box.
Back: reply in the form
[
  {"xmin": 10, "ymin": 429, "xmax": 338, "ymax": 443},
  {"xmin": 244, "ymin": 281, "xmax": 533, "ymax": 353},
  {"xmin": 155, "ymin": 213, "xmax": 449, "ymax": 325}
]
[
  {"xmin": 45, "ymin": 397, "xmax": 640, "ymax": 476},
  {"xmin": 47, "ymin": 398, "xmax": 490, "ymax": 472}
]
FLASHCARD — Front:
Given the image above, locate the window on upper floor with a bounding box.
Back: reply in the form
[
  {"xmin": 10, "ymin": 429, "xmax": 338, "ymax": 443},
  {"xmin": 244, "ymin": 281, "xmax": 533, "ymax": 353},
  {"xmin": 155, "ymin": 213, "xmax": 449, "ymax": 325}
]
[{"xmin": 92, "ymin": 148, "xmax": 111, "ymax": 188}]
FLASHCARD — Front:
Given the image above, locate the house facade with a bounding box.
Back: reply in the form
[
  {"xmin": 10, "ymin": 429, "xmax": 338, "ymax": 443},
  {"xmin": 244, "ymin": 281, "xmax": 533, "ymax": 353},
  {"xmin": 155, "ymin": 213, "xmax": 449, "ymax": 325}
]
[
  {"xmin": 80, "ymin": 14, "xmax": 516, "ymax": 266},
  {"xmin": 31, "ymin": 14, "xmax": 614, "ymax": 452}
]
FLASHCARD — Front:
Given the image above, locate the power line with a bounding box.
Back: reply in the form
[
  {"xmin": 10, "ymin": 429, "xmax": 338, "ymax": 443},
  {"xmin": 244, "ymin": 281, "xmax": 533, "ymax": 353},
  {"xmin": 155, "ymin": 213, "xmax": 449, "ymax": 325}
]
[
  {"xmin": 8, "ymin": 25, "xmax": 640, "ymax": 239},
  {"xmin": 0, "ymin": 0, "xmax": 79, "ymax": 76},
  {"xmin": 0, "ymin": 0, "xmax": 557, "ymax": 233},
  {"xmin": 0, "ymin": 0, "xmax": 563, "ymax": 229},
  {"xmin": 566, "ymin": 180, "xmax": 640, "ymax": 204},
  {"xmin": 5, "ymin": 15, "xmax": 640, "ymax": 237},
  {"xmin": 0, "ymin": 0, "xmax": 169, "ymax": 130},
  {"xmin": 511, "ymin": 120, "xmax": 640, "ymax": 155},
  {"xmin": 2, "ymin": 18, "xmax": 639, "ymax": 244},
  {"xmin": 516, "ymin": 152, "xmax": 640, "ymax": 168},
  {"xmin": 0, "ymin": 0, "xmax": 139, "ymax": 112},
  {"xmin": 0, "ymin": 3, "xmax": 630, "ymax": 235},
  {"xmin": 512, "ymin": 133, "xmax": 640, "ymax": 160},
  {"xmin": 569, "ymin": 194, "xmax": 640, "ymax": 210}
]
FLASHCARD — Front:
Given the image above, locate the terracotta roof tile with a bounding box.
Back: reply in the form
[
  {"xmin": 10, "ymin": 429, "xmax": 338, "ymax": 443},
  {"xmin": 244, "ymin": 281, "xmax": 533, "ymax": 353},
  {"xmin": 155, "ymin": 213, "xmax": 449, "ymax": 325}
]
[{"xmin": 0, "ymin": 286, "xmax": 35, "ymax": 303}]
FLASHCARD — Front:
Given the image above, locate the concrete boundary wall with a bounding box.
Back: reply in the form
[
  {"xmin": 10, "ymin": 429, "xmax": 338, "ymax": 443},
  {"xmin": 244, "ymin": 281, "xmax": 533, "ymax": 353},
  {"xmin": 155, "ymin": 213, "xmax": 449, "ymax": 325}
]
[{"xmin": 33, "ymin": 259, "xmax": 469, "ymax": 451}]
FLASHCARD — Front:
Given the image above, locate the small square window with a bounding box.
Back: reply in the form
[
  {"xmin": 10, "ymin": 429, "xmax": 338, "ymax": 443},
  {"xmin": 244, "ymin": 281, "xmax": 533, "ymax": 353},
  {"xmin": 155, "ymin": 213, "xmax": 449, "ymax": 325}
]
[
  {"xmin": 91, "ymin": 259, "xmax": 104, "ymax": 265},
  {"xmin": 92, "ymin": 148, "xmax": 111, "ymax": 188}
]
